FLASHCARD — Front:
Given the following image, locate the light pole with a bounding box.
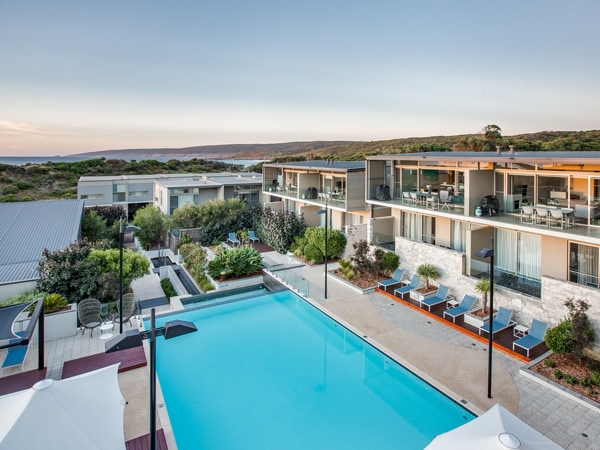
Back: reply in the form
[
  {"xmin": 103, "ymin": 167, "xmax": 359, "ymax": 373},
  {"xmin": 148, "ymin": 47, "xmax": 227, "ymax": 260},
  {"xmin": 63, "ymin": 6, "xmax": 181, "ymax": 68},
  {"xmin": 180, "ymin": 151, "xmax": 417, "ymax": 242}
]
[
  {"xmin": 105, "ymin": 308, "xmax": 197, "ymax": 450},
  {"xmin": 476, "ymin": 236, "xmax": 495, "ymax": 398},
  {"xmin": 317, "ymin": 203, "xmax": 329, "ymax": 299},
  {"xmin": 119, "ymin": 218, "xmax": 141, "ymax": 334}
]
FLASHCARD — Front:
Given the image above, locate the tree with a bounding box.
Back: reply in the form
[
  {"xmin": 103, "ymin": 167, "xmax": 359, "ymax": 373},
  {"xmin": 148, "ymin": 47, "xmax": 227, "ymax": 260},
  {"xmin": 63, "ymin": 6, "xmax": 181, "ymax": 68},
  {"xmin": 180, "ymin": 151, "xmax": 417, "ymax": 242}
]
[
  {"xmin": 304, "ymin": 226, "xmax": 347, "ymax": 260},
  {"xmin": 416, "ymin": 264, "xmax": 439, "ymax": 289},
  {"xmin": 261, "ymin": 207, "xmax": 306, "ymax": 254},
  {"xmin": 37, "ymin": 241, "xmax": 97, "ymax": 303},
  {"xmin": 564, "ymin": 299, "xmax": 595, "ymax": 363},
  {"xmin": 87, "ymin": 248, "xmax": 150, "ymax": 287},
  {"xmin": 475, "ymin": 278, "xmax": 491, "ymax": 313},
  {"xmin": 132, "ymin": 205, "xmax": 166, "ymax": 249},
  {"xmin": 81, "ymin": 210, "xmax": 107, "ymax": 243}
]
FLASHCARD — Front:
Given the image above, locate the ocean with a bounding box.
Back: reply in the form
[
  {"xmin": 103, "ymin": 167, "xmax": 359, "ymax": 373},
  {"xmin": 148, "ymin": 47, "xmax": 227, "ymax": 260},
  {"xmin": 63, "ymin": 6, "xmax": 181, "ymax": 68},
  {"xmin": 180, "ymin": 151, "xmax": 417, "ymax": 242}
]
[{"xmin": 0, "ymin": 156, "xmax": 266, "ymax": 167}]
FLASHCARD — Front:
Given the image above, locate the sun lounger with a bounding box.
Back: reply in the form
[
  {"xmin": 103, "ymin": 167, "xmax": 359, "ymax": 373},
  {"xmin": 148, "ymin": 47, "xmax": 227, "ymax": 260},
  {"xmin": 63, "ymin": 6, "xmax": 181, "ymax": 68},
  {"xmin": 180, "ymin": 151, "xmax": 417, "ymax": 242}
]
[
  {"xmin": 1, "ymin": 334, "xmax": 29, "ymax": 376},
  {"xmin": 442, "ymin": 294, "xmax": 477, "ymax": 323},
  {"xmin": 227, "ymin": 232, "xmax": 240, "ymax": 246},
  {"xmin": 513, "ymin": 319, "xmax": 548, "ymax": 357},
  {"xmin": 419, "ymin": 285, "xmax": 450, "ymax": 312},
  {"xmin": 394, "ymin": 275, "xmax": 421, "ymax": 299},
  {"xmin": 378, "ymin": 268, "xmax": 406, "ymax": 292},
  {"xmin": 248, "ymin": 230, "xmax": 260, "ymax": 243},
  {"xmin": 479, "ymin": 306, "xmax": 515, "ymax": 336}
]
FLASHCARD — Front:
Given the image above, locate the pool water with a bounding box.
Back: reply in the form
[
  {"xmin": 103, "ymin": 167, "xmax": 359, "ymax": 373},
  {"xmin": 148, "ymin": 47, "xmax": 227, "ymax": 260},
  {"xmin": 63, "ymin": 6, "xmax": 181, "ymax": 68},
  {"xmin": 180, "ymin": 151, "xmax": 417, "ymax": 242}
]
[{"xmin": 152, "ymin": 290, "xmax": 474, "ymax": 450}]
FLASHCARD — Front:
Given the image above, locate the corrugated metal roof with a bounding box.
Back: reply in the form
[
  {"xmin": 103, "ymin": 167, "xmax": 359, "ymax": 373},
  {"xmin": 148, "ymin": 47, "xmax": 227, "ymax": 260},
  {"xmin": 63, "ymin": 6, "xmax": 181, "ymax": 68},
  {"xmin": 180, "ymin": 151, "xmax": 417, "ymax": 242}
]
[
  {"xmin": 366, "ymin": 150, "xmax": 600, "ymax": 163},
  {"xmin": 264, "ymin": 161, "xmax": 365, "ymax": 171},
  {"xmin": 0, "ymin": 200, "xmax": 84, "ymax": 285}
]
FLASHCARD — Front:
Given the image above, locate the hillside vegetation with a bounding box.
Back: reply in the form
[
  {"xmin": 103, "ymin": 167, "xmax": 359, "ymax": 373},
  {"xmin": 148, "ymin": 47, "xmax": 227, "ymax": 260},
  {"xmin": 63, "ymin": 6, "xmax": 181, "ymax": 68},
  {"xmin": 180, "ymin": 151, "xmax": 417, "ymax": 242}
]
[{"xmin": 2, "ymin": 129, "xmax": 600, "ymax": 203}]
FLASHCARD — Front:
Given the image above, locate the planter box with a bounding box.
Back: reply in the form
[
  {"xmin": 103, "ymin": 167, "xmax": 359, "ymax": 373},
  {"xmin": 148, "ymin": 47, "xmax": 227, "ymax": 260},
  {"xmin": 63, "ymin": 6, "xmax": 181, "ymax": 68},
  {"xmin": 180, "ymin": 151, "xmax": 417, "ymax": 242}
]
[
  {"xmin": 16, "ymin": 303, "xmax": 78, "ymax": 343},
  {"xmin": 409, "ymin": 289, "xmax": 438, "ymax": 302},
  {"xmin": 327, "ymin": 271, "xmax": 377, "ymax": 294},
  {"xmin": 207, "ymin": 273, "xmax": 264, "ymax": 291},
  {"xmin": 464, "ymin": 308, "xmax": 496, "ymax": 328}
]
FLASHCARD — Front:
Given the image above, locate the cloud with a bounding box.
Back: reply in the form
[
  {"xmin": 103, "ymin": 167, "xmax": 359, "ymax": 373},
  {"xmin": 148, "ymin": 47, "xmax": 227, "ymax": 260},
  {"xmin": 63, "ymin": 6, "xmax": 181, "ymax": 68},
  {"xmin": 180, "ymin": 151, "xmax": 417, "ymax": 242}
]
[{"xmin": 0, "ymin": 120, "xmax": 77, "ymax": 137}]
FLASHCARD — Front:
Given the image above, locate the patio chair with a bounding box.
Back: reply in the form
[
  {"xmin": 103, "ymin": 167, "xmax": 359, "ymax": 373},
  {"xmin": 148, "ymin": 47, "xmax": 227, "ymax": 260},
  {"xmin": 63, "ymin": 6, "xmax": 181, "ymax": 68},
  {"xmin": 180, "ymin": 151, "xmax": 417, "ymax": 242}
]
[
  {"xmin": 479, "ymin": 306, "xmax": 516, "ymax": 336},
  {"xmin": 227, "ymin": 232, "xmax": 240, "ymax": 246},
  {"xmin": 114, "ymin": 293, "xmax": 137, "ymax": 329},
  {"xmin": 513, "ymin": 319, "xmax": 548, "ymax": 357},
  {"xmin": 1, "ymin": 332, "xmax": 29, "ymax": 375},
  {"xmin": 77, "ymin": 298, "xmax": 103, "ymax": 338},
  {"xmin": 394, "ymin": 275, "xmax": 421, "ymax": 299},
  {"xmin": 248, "ymin": 230, "xmax": 260, "ymax": 243},
  {"xmin": 377, "ymin": 268, "xmax": 406, "ymax": 292},
  {"xmin": 419, "ymin": 285, "xmax": 450, "ymax": 312},
  {"xmin": 520, "ymin": 205, "xmax": 534, "ymax": 223},
  {"xmin": 442, "ymin": 294, "xmax": 477, "ymax": 323},
  {"xmin": 439, "ymin": 190, "xmax": 452, "ymax": 210}
]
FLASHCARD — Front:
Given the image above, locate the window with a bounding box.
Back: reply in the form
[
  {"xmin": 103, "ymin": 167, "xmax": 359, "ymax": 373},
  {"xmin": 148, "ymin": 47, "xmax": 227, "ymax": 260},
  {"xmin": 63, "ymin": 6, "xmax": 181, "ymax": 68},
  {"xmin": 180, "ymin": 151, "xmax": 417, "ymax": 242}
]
[
  {"xmin": 129, "ymin": 190, "xmax": 149, "ymax": 197},
  {"xmin": 80, "ymin": 193, "xmax": 104, "ymax": 200},
  {"xmin": 451, "ymin": 220, "xmax": 466, "ymax": 253},
  {"xmin": 495, "ymin": 229, "xmax": 541, "ymax": 297},
  {"xmin": 401, "ymin": 212, "xmax": 435, "ymax": 244},
  {"xmin": 569, "ymin": 242, "xmax": 599, "ymax": 288}
]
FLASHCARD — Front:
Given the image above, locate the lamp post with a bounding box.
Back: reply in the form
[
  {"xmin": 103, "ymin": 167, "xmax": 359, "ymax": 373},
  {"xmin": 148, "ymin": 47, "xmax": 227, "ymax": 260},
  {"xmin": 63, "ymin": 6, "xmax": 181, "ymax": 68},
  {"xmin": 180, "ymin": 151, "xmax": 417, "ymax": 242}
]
[
  {"xmin": 317, "ymin": 203, "xmax": 329, "ymax": 299},
  {"xmin": 105, "ymin": 308, "xmax": 197, "ymax": 450},
  {"xmin": 476, "ymin": 236, "xmax": 494, "ymax": 398},
  {"xmin": 119, "ymin": 218, "xmax": 141, "ymax": 334}
]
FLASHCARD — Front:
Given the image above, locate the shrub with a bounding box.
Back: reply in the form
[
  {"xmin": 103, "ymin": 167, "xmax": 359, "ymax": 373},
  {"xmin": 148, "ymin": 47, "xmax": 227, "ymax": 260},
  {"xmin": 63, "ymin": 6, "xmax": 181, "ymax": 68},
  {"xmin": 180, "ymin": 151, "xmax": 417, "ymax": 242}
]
[
  {"xmin": 564, "ymin": 298, "xmax": 595, "ymax": 363},
  {"xmin": 303, "ymin": 243, "xmax": 323, "ymax": 263},
  {"xmin": 544, "ymin": 359, "xmax": 556, "ymax": 368},
  {"xmin": 564, "ymin": 374, "xmax": 578, "ymax": 385},
  {"xmin": 581, "ymin": 377, "xmax": 592, "ymax": 387},
  {"xmin": 381, "ymin": 252, "xmax": 400, "ymax": 275},
  {"xmin": 546, "ymin": 320, "xmax": 573, "ymax": 354},
  {"xmin": 591, "ymin": 371, "xmax": 600, "ymax": 386},
  {"xmin": 43, "ymin": 293, "xmax": 68, "ymax": 314},
  {"xmin": 304, "ymin": 226, "xmax": 347, "ymax": 260},
  {"xmin": 160, "ymin": 278, "xmax": 177, "ymax": 299},
  {"xmin": 553, "ymin": 369, "xmax": 564, "ymax": 379},
  {"xmin": 338, "ymin": 258, "xmax": 355, "ymax": 281},
  {"xmin": 351, "ymin": 240, "xmax": 374, "ymax": 275},
  {"xmin": 261, "ymin": 207, "xmax": 306, "ymax": 254},
  {"xmin": 208, "ymin": 246, "xmax": 263, "ymax": 280}
]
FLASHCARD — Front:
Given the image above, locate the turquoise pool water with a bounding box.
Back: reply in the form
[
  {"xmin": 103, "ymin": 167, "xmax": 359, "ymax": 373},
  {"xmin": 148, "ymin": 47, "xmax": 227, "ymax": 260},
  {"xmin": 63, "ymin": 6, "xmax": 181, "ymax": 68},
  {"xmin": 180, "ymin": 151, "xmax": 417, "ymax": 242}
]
[{"xmin": 152, "ymin": 290, "xmax": 474, "ymax": 450}]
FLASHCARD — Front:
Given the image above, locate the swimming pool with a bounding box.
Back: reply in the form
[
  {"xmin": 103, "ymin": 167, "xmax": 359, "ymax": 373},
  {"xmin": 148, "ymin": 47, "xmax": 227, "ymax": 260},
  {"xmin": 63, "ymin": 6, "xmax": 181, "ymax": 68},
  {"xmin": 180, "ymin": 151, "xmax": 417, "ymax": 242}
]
[{"xmin": 152, "ymin": 290, "xmax": 474, "ymax": 449}]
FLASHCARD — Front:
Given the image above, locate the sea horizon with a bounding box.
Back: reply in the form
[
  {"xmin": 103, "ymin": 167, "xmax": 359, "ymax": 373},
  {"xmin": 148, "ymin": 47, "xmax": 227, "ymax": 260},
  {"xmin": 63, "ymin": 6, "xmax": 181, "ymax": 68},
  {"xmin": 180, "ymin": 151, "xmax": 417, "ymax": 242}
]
[{"xmin": 0, "ymin": 155, "xmax": 266, "ymax": 167}]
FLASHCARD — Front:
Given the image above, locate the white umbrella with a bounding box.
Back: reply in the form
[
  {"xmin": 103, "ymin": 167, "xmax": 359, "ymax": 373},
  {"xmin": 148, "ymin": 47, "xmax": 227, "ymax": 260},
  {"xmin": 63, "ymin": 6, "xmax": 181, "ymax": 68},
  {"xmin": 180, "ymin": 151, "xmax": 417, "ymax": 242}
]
[
  {"xmin": 0, "ymin": 364, "xmax": 126, "ymax": 450},
  {"xmin": 425, "ymin": 403, "xmax": 564, "ymax": 449}
]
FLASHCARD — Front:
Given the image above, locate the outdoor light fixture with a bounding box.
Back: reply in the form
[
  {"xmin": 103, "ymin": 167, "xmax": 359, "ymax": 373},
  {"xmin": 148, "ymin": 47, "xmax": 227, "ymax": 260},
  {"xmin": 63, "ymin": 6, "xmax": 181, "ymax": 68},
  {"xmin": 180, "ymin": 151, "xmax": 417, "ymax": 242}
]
[
  {"xmin": 317, "ymin": 203, "xmax": 329, "ymax": 299},
  {"xmin": 119, "ymin": 218, "xmax": 141, "ymax": 334},
  {"xmin": 476, "ymin": 237, "xmax": 495, "ymax": 399},
  {"xmin": 105, "ymin": 308, "xmax": 197, "ymax": 450}
]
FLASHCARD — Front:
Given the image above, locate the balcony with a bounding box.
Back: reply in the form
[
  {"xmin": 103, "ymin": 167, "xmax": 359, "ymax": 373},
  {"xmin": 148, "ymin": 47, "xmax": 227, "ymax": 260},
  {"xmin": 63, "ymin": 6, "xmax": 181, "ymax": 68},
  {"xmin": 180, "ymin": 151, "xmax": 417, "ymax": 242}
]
[{"xmin": 264, "ymin": 184, "xmax": 347, "ymax": 208}]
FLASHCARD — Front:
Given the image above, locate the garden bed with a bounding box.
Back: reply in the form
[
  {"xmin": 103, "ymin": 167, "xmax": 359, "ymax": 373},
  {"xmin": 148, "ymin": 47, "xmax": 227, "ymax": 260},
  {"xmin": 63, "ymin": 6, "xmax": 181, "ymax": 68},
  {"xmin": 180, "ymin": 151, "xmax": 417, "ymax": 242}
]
[{"xmin": 331, "ymin": 269, "xmax": 388, "ymax": 293}]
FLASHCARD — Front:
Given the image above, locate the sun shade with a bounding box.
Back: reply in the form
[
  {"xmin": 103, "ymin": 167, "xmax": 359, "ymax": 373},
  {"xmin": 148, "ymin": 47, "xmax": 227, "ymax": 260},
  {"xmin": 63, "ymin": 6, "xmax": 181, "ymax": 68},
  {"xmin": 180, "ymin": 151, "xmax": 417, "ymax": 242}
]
[{"xmin": 0, "ymin": 302, "xmax": 33, "ymax": 342}]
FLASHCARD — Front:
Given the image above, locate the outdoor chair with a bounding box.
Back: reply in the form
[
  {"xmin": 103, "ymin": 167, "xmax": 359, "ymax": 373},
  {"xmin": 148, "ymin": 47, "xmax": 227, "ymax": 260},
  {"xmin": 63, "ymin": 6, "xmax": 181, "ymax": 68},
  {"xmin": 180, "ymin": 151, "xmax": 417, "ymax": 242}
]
[
  {"xmin": 394, "ymin": 274, "xmax": 421, "ymax": 299},
  {"xmin": 439, "ymin": 190, "xmax": 452, "ymax": 210},
  {"xmin": 520, "ymin": 205, "xmax": 534, "ymax": 223},
  {"xmin": 377, "ymin": 268, "xmax": 406, "ymax": 292},
  {"xmin": 419, "ymin": 285, "xmax": 450, "ymax": 312},
  {"xmin": 248, "ymin": 230, "xmax": 260, "ymax": 243},
  {"xmin": 114, "ymin": 293, "xmax": 137, "ymax": 329},
  {"xmin": 77, "ymin": 298, "xmax": 103, "ymax": 338},
  {"xmin": 442, "ymin": 294, "xmax": 477, "ymax": 323},
  {"xmin": 479, "ymin": 306, "xmax": 516, "ymax": 336},
  {"xmin": 402, "ymin": 192, "xmax": 412, "ymax": 205},
  {"xmin": 1, "ymin": 332, "xmax": 29, "ymax": 375},
  {"xmin": 227, "ymin": 232, "xmax": 240, "ymax": 246},
  {"xmin": 513, "ymin": 319, "xmax": 548, "ymax": 357}
]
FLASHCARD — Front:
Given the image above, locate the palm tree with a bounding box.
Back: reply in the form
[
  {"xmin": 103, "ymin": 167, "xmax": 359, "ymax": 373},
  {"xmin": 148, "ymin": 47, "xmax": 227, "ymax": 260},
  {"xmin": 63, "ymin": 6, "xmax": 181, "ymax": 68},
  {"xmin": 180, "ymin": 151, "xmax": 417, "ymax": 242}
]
[
  {"xmin": 416, "ymin": 264, "xmax": 439, "ymax": 289},
  {"xmin": 475, "ymin": 278, "xmax": 491, "ymax": 313}
]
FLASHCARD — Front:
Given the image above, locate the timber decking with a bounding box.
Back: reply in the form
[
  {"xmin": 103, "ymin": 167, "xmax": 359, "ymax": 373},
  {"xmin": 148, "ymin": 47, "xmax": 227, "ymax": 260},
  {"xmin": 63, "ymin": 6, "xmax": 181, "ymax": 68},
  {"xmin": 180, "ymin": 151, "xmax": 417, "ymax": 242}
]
[
  {"xmin": 125, "ymin": 429, "xmax": 168, "ymax": 450},
  {"xmin": 0, "ymin": 367, "xmax": 47, "ymax": 395},
  {"xmin": 61, "ymin": 346, "xmax": 147, "ymax": 379}
]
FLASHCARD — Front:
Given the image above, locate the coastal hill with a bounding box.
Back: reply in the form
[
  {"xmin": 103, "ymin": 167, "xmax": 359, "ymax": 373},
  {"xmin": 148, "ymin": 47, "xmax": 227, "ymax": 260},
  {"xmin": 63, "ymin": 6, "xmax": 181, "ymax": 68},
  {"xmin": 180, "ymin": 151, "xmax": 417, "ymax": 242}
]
[{"xmin": 74, "ymin": 130, "xmax": 600, "ymax": 161}]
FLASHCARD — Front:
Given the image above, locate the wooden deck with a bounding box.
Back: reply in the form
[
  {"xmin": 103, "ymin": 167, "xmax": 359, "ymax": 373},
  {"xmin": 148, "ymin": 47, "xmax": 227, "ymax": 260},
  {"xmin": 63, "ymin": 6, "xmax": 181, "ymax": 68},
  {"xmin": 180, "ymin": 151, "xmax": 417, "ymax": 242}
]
[
  {"xmin": 377, "ymin": 288, "xmax": 548, "ymax": 362},
  {"xmin": 125, "ymin": 429, "xmax": 168, "ymax": 450},
  {"xmin": 0, "ymin": 367, "xmax": 47, "ymax": 395},
  {"xmin": 61, "ymin": 346, "xmax": 147, "ymax": 379}
]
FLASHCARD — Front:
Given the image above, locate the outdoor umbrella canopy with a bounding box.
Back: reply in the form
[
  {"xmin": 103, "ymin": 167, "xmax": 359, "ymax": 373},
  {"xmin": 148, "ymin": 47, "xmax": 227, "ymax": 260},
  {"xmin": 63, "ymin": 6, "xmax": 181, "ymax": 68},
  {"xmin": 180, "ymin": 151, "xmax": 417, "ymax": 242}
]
[
  {"xmin": 0, "ymin": 364, "xmax": 126, "ymax": 450},
  {"xmin": 425, "ymin": 403, "xmax": 564, "ymax": 450}
]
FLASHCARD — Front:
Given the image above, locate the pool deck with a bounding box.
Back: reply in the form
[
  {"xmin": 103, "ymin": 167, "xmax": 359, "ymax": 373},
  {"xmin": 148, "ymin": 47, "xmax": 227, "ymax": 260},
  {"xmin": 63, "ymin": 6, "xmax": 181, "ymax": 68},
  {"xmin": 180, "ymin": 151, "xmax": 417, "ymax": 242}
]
[{"xmin": 2, "ymin": 250, "xmax": 599, "ymax": 449}]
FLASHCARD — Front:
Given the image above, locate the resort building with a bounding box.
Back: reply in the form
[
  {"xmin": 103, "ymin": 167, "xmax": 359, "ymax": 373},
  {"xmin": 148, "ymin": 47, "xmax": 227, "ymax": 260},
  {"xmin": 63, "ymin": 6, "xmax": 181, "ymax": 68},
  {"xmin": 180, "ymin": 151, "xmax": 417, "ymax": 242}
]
[
  {"xmin": 262, "ymin": 160, "xmax": 369, "ymax": 245},
  {"xmin": 365, "ymin": 149, "xmax": 600, "ymax": 339},
  {"xmin": 77, "ymin": 172, "xmax": 263, "ymax": 217}
]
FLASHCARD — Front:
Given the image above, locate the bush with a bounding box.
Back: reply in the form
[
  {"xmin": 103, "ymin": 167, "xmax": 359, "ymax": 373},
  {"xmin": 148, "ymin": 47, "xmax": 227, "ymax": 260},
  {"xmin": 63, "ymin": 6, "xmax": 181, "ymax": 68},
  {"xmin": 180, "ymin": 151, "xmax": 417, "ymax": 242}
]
[
  {"xmin": 338, "ymin": 258, "xmax": 355, "ymax": 281},
  {"xmin": 591, "ymin": 371, "xmax": 600, "ymax": 386},
  {"xmin": 303, "ymin": 243, "xmax": 323, "ymax": 263},
  {"xmin": 261, "ymin": 207, "xmax": 306, "ymax": 254},
  {"xmin": 43, "ymin": 293, "xmax": 68, "ymax": 314},
  {"xmin": 564, "ymin": 374, "xmax": 579, "ymax": 385},
  {"xmin": 208, "ymin": 246, "xmax": 263, "ymax": 280},
  {"xmin": 160, "ymin": 278, "xmax": 177, "ymax": 299},
  {"xmin": 544, "ymin": 359, "xmax": 556, "ymax": 368},
  {"xmin": 381, "ymin": 252, "xmax": 399, "ymax": 275},
  {"xmin": 553, "ymin": 369, "xmax": 564, "ymax": 379},
  {"xmin": 546, "ymin": 320, "xmax": 573, "ymax": 354}
]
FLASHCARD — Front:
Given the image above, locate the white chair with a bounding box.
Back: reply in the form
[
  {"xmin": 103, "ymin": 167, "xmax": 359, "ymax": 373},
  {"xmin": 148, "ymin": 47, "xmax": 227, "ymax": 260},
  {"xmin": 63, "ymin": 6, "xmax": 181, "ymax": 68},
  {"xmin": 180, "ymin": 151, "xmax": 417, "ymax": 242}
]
[
  {"xmin": 426, "ymin": 195, "xmax": 438, "ymax": 210},
  {"xmin": 521, "ymin": 205, "xmax": 534, "ymax": 223},
  {"xmin": 439, "ymin": 190, "xmax": 452, "ymax": 210},
  {"xmin": 535, "ymin": 206, "xmax": 548, "ymax": 226},
  {"xmin": 409, "ymin": 192, "xmax": 418, "ymax": 205},
  {"xmin": 402, "ymin": 192, "xmax": 412, "ymax": 205},
  {"xmin": 549, "ymin": 208, "xmax": 565, "ymax": 228}
]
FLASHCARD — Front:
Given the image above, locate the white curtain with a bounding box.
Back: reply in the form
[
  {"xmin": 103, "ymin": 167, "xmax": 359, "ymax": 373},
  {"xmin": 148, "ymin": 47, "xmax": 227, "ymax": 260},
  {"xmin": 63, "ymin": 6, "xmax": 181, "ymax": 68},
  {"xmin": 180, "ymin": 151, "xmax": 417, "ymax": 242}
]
[
  {"xmin": 402, "ymin": 212, "xmax": 422, "ymax": 241},
  {"xmin": 518, "ymin": 233, "xmax": 541, "ymax": 280},
  {"xmin": 576, "ymin": 244, "xmax": 599, "ymax": 286},
  {"xmin": 496, "ymin": 229, "xmax": 517, "ymax": 273},
  {"xmin": 422, "ymin": 216, "xmax": 434, "ymax": 243},
  {"xmin": 451, "ymin": 221, "xmax": 466, "ymax": 253}
]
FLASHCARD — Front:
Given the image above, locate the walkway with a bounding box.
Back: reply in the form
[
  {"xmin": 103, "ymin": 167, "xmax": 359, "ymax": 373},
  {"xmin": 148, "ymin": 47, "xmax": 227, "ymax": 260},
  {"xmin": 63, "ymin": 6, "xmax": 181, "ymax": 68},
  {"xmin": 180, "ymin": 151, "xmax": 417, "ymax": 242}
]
[{"xmin": 264, "ymin": 251, "xmax": 600, "ymax": 450}]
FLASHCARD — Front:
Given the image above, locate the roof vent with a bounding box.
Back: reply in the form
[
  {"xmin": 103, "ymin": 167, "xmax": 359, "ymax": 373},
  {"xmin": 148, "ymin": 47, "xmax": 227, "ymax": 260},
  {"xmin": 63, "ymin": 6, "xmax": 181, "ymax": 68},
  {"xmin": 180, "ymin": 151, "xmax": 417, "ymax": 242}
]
[
  {"xmin": 509, "ymin": 145, "xmax": 515, "ymax": 154},
  {"xmin": 496, "ymin": 146, "xmax": 502, "ymax": 154}
]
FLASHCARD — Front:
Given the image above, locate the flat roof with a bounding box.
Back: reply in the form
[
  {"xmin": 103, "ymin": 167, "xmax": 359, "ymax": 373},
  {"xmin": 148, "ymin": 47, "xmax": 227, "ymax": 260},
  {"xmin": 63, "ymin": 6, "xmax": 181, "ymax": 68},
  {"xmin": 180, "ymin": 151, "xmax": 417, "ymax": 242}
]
[
  {"xmin": 366, "ymin": 150, "xmax": 600, "ymax": 164},
  {"xmin": 263, "ymin": 160, "xmax": 365, "ymax": 172},
  {"xmin": 0, "ymin": 200, "xmax": 84, "ymax": 284},
  {"xmin": 79, "ymin": 172, "xmax": 262, "ymax": 182}
]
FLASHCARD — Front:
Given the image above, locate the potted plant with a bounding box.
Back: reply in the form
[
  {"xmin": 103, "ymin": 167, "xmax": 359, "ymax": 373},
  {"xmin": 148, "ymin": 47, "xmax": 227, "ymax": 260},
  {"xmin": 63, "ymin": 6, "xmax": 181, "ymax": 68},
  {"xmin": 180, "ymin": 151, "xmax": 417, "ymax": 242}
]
[
  {"xmin": 410, "ymin": 264, "xmax": 440, "ymax": 301},
  {"xmin": 464, "ymin": 278, "xmax": 496, "ymax": 327}
]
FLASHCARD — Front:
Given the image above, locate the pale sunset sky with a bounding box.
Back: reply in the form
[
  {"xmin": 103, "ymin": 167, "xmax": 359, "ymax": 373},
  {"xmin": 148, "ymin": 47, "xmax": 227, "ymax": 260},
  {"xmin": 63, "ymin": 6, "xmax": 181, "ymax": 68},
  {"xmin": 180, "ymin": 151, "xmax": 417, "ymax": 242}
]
[{"xmin": 1, "ymin": 1, "xmax": 599, "ymax": 155}]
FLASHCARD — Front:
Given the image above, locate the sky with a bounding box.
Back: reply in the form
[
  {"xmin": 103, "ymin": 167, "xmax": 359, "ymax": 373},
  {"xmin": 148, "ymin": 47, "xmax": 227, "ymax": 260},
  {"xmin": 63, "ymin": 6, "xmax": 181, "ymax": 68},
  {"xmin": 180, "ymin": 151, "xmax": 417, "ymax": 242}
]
[{"xmin": 1, "ymin": 1, "xmax": 599, "ymax": 156}]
